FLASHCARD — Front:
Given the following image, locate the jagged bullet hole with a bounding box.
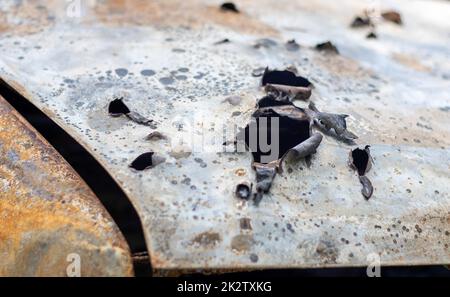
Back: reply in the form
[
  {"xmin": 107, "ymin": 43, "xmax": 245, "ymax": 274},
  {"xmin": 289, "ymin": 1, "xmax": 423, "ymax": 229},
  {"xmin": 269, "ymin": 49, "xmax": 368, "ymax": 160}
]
[
  {"xmin": 381, "ymin": 11, "xmax": 402, "ymax": 25},
  {"xmin": 306, "ymin": 102, "xmax": 358, "ymax": 143},
  {"xmin": 214, "ymin": 38, "xmax": 230, "ymax": 45},
  {"xmin": 366, "ymin": 32, "xmax": 377, "ymax": 39},
  {"xmin": 223, "ymin": 95, "xmax": 242, "ymax": 106},
  {"xmin": 109, "ymin": 97, "xmax": 130, "ymax": 115},
  {"xmin": 130, "ymin": 152, "xmax": 165, "ymax": 171},
  {"xmin": 315, "ymin": 41, "xmax": 339, "ymax": 54},
  {"xmin": 285, "ymin": 39, "xmax": 300, "ymax": 51},
  {"xmin": 108, "ymin": 97, "xmax": 156, "ymax": 128},
  {"xmin": 350, "ymin": 16, "xmax": 371, "ymax": 28},
  {"xmin": 244, "ymin": 107, "xmax": 311, "ymax": 164},
  {"xmin": 349, "ymin": 146, "xmax": 371, "ymax": 176},
  {"xmin": 236, "ymin": 182, "xmax": 252, "ymax": 200},
  {"xmin": 220, "ymin": 2, "xmax": 239, "ymax": 13},
  {"xmin": 262, "ymin": 68, "xmax": 312, "ymax": 100}
]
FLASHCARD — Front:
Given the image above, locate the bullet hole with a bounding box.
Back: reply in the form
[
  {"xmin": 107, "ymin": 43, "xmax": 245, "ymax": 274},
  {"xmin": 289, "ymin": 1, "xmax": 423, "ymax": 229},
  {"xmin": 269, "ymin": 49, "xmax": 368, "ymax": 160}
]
[
  {"xmin": 108, "ymin": 98, "xmax": 156, "ymax": 128},
  {"xmin": 129, "ymin": 152, "xmax": 165, "ymax": 171},
  {"xmin": 366, "ymin": 32, "xmax": 377, "ymax": 39},
  {"xmin": 350, "ymin": 146, "xmax": 371, "ymax": 176},
  {"xmin": 214, "ymin": 38, "xmax": 230, "ymax": 45},
  {"xmin": 244, "ymin": 107, "xmax": 310, "ymax": 164},
  {"xmin": 236, "ymin": 182, "xmax": 252, "ymax": 200},
  {"xmin": 285, "ymin": 39, "xmax": 300, "ymax": 51},
  {"xmin": 381, "ymin": 11, "xmax": 402, "ymax": 25},
  {"xmin": 109, "ymin": 98, "xmax": 130, "ymax": 115},
  {"xmin": 315, "ymin": 41, "xmax": 339, "ymax": 54},
  {"xmin": 350, "ymin": 16, "xmax": 371, "ymax": 28},
  {"xmin": 220, "ymin": 2, "xmax": 239, "ymax": 13}
]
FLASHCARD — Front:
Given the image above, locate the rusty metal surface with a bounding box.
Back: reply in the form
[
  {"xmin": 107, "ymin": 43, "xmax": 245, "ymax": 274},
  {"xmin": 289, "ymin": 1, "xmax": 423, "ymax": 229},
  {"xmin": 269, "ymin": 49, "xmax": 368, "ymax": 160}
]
[
  {"xmin": 0, "ymin": 96, "xmax": 133, "ymax": 276},
  {"xmin": 0, "ymin": 0, "xmax": 449, "ymax": 272}
]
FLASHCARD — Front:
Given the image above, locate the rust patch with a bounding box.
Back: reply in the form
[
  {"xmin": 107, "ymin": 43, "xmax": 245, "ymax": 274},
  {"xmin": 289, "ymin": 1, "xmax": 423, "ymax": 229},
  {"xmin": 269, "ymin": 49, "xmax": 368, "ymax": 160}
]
[
  {"xmin": 93, "ymin": 0, "xmax": 278, "ymax": 35},
  {"xmin": 0, "ymin": 96, "xmax": 133, "ymax": 276}
]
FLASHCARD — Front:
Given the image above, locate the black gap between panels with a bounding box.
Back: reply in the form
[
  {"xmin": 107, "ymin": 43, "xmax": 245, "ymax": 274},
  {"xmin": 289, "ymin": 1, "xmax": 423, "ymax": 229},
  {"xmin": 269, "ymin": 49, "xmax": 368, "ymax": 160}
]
[{"xmin": 0, "ymin": 79, "xmax": 151, "ymax": 277}]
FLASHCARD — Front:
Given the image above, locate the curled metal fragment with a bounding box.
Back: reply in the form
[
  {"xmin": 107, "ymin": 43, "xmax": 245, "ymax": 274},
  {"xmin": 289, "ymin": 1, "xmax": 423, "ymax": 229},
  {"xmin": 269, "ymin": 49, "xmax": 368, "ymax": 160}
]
[
  {"xmin": 214, "ymin": 38, "xmax": 230, "ymax": 45},
  {"xmin": 359, "ymin": 175, "xmax": 374, "ymax": 199},
  {"xmin": 108, "ymin": 97, "xmax": 156, "ymax": 128},
  {"xmin": 307, "ymin": 102, "xmax": 358, "ymax": 142},
  {"xmin": 262, "ymin": 68, "xmax": 312, "ymax": 100},
  {"xmin": 315, "ymin": 41, "xmax": 339, "ymax": 54},
  {"xmin": 251, "ymin": 67, "xmax": 266, "ymax": 77},
  {"xmin": 130, "ymin": 152, "xmax": 165, "ymax": 171},
  {"xmin": 366, "ymin": 32, "xmax": 377, "ymax": 39},
  {"xmin": 235, "ymin": 182, "xmax": 252, "ymax": 200},
  {"xmin": 349, "ymin": 146, "xmax": 374, "ymax": 199},
  {"xmin": 220, "ymin": 2, "xmax": 239, "ymax": 13}
]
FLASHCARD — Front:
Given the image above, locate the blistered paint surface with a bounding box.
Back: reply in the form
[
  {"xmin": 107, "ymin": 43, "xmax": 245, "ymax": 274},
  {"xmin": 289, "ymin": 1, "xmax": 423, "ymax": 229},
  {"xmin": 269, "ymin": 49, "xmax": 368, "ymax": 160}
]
[
  {"xmin": 0, "ymin": 0, "xmax": 449, "ymax": 271},
  {"xmin": 0, "ymin": 96, "xmax": 133, "ymax": 276}
]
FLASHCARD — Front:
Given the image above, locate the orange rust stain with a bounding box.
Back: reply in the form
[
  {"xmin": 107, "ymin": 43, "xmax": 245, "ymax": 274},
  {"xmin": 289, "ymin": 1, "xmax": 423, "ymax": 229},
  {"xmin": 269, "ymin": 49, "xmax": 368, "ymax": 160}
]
[
  {"xmin": 93, "ymin": 0, "xmax": 278, "ymax": 36},
  {"xmin": 312, "ymin": 52, "xmax": 374, "ymax": 79}
]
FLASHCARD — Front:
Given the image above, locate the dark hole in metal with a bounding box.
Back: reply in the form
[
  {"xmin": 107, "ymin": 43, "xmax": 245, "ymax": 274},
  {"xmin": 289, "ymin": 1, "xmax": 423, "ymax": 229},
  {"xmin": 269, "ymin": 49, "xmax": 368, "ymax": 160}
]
[
  {"xmin": 351, "ymin": 147, "xmax": 369, "ymax": 176},
  {"xmin": 109, "ymin": 97, "xmax": 130, "ymax": 115},
  {"xmin": 214, "ymin": 38, "xmax": 230, "ymax": 45},
  {"xmin": 130, "ymin": 152, "xmax": 155, "ymax": 171},
  {"xmin": 244, "ymin": 109, "xmax": 310, "ymax": 164},
  {"xmin": 220, "ymin": 2, "xmax": 239, "ymax": 13},
  {"xmin": 0, "ymin": 79, "xmax": 151, "ymax": 276},
  {"xmin": 236, "ymin": 183, "xmax": 252, "ymax": 200},
  {"xmin": 262, "ymin": 68, "xmax": 311, "ymax": 88}
]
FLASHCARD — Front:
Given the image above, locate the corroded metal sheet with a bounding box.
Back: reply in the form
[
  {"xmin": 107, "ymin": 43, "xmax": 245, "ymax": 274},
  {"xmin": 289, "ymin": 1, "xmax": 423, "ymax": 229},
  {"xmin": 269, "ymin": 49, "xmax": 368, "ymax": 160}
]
[
  {"xmin": 0, "ymin": 96, "xmax": 133, "ymax": 276},
  {"xmin": 0, "ymin": 0, "xmax": 449, "ymax": 272}
]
